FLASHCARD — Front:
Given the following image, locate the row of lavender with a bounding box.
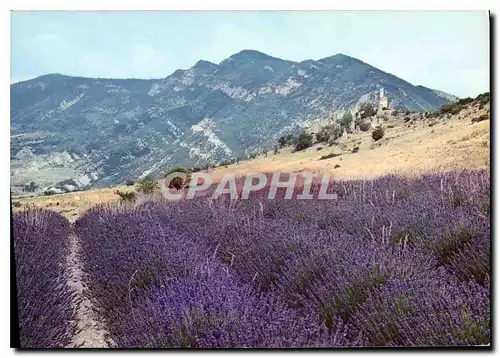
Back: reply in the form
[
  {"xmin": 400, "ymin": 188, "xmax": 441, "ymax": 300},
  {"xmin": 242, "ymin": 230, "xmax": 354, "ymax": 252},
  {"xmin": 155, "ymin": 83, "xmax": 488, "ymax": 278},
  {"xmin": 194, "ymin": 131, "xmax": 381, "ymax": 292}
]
[
  {"xmin": 74, "ymin": 170, "xmax": 490, "ymax": 347},
  {"xmin": 13, "ymin": 210, "xmax": 76, "ymax": 348}
]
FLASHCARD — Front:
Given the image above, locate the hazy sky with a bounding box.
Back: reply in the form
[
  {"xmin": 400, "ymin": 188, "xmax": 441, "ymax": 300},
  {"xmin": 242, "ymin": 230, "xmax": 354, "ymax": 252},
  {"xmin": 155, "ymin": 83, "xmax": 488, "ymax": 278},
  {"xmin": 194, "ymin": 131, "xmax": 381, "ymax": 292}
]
[{"xmin": 11, "ymin": 11, "xmax": 489, "ymax": 97}]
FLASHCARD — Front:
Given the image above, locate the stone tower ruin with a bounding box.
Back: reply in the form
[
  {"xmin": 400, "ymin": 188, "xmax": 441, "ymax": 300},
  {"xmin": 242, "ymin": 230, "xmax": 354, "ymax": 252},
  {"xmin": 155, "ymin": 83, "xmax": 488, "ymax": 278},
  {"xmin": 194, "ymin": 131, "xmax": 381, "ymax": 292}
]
[{"xmin": 378, "ymin": 87, "xmax": 388, "ymax": 111}]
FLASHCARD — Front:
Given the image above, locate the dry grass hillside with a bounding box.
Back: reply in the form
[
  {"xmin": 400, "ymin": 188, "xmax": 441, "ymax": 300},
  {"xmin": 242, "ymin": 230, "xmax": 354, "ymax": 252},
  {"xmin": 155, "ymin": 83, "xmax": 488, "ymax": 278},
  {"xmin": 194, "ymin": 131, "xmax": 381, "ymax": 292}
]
[
  {"xmin": 12, "ymin": 99, "xmax": 490, "ymax": 219},
  {"xmin": 12, "ymin": 185, "xmax": 136, "ymax": 221},
  {"xmin": 211, "ymin": 101, "xmax": 490, "ymax": 181}
]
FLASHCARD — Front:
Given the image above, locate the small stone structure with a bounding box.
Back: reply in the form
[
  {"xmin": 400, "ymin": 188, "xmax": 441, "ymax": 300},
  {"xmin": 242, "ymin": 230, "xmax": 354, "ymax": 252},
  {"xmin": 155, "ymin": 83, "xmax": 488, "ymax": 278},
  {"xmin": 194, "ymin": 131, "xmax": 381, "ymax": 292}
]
[{"xmin": 378, "ymin": 87, "xmax": 389, "ymax": 111}]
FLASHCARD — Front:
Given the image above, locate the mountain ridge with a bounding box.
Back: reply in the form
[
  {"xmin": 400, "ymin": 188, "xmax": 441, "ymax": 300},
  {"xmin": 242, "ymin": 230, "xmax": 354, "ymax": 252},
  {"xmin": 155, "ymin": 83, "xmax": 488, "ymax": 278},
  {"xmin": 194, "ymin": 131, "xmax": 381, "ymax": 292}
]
[
  {"xmin": 10, "ymin": 50, "xmax": 457, "ymax": 192},
  {"xmin": 11, "ymin": 50, "xmax": 448, "ymax": 90}
]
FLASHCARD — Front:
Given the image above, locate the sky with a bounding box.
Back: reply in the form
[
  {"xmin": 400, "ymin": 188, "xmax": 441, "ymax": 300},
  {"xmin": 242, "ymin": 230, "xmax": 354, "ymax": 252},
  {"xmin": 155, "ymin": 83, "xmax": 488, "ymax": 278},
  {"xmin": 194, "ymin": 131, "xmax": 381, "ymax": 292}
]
[{"xmin": 11, "ymin": 10, "xmax": 489, "ymax": 97}]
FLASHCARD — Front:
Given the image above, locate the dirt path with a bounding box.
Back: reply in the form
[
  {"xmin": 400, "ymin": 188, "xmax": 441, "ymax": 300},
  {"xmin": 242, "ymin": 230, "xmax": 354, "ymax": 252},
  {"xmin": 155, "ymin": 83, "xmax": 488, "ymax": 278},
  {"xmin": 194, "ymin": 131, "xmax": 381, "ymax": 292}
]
[{"xmin": 66, "ymin": 230, "xmax": 114, "ymax": 348}]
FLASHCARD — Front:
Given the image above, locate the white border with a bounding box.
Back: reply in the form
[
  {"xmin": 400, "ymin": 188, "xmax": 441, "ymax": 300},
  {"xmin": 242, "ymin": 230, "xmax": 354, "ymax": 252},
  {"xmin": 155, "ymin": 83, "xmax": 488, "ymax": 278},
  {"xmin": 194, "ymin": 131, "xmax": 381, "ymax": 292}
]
[
  {"xmin": 3, "ymin": 1, "xmax": 498, "ymax": 10},
  {"xmin": 2, "ymin": 2, "xmax": 497, "ymax": 357}
]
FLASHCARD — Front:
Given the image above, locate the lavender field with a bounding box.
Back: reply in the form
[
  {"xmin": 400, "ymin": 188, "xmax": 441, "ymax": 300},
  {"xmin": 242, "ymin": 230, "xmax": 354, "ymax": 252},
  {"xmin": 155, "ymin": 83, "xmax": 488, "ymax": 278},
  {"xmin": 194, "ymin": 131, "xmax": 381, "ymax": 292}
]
[{"xmin": 13, "ymin": 170, "xmax": 490, "ymax": 348}]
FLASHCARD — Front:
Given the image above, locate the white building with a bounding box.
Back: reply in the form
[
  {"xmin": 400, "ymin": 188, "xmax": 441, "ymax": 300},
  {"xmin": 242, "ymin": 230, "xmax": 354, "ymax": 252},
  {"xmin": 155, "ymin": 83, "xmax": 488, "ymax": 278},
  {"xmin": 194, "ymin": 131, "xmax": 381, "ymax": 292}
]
[{"xmin": 379, "ymin": 87, "xmax": 389, "ymax": 110}]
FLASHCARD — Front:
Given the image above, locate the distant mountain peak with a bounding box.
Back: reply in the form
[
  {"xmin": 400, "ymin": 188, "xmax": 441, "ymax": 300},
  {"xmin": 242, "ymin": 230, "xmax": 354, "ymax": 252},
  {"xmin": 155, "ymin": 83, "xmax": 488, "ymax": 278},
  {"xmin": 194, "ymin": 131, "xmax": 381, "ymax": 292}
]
[
  {"xmin": 226, "ymin": 49, "xmax": 288, "ymax": 63},
  {"xmin": 22, "ymin": 73, "xmax": 67, "ymax": 82},
  {"xmin": 319, "ymin": 53, "xmax": 363, "ymax": 64},
  {"xmin": 327, "ymin": 53, "xmax": 350, "ymax": 59},
  {"xmin": 193, "ymin": 60, "xmax": 218, "ymax": 69}
]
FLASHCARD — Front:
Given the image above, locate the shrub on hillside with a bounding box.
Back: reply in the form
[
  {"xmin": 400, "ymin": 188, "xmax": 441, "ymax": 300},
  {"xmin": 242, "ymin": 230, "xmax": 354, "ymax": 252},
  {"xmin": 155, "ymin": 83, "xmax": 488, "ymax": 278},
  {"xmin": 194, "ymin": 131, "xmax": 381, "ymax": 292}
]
[
  {"xmin": 218, "ymin": 160, "xmax": 233, "ymax": 167},
  {"xmin": 439, "ymin": 98, "xmax": 475, "ymax": 116},
  {"xmin": 115, "ymin": 190, "xmax": 136, "ymax": 203},
  {"xmin": 316, "ymin": 125, "xmax": 342, "ymax": 143},
  {"xmin": 475, "ymin": 92, "xmax": 490, "ymax": 105},
  {"xmin": 372, "ymin": 127, "xmax": 385, "ymax": 142},
  {"xmin": 319, "ymin": 153, "xmax": 342, "ymax": 161},
  {"xmin": 358, "ymin": 122, "xmax": 371, "ymax": 132},
  {"xmin": 315, "ymin": 127, "xmax": 331, "ymax": 143},
  {"xmin": 294, "ymin": 132, "xmax": 314, "ymax": 152},
  {"xmin": 359, "ymin": 103, "xmax": 376, "ymax": 119},
  {"xmin": 278, "ymin": 134, "xmax": 297, "ymax": 148},
  {"xmin": 457, "ymin": 97, "xmax": 474, "ymax": 106},
  {"xmin": 472, "ymin": 114, "xmax": 489, "ymax": 123},
  {"xmin": 339, "ymin": 112, "xmax": 354, "ymax": 129},
  {"xmin": 136, "ymin": 174, "xmax": 159, "ymax": 194}
]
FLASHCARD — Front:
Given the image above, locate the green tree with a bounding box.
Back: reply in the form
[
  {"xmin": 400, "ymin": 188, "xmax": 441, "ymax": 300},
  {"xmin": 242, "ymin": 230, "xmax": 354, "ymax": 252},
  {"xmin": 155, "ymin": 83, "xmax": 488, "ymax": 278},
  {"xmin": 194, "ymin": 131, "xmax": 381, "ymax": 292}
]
[
  {"xmin": 136, "ymin": 174, "xmax": 159, "ymax": 194},
  {"xmin": 316, "ymin": 126, "xmax": 331, "ymax": 143},
  {"xmin": 316, "ymin": 125, "xmax": 342, "ymax": 143},
  {"xmin": 372, "ymin": 127, "xmax": 385, "ymax": 142},
  {"xmin": 278, "ymin": 134, "xmax": 297, "ymax": 148},
  {"xmin": 339, "ymin": 111, "xmax": 353, "ymax": 129},
  {"xmin": 475, "ymin": 92, "xmax": 490, "ymax": 105},
  {"xmin": 359, "ymin": 103, "xmax": 376, "ymax": 119},
  {"xmin": 294, "ymin": 131, "xmax": 314, "ymax": 152}
]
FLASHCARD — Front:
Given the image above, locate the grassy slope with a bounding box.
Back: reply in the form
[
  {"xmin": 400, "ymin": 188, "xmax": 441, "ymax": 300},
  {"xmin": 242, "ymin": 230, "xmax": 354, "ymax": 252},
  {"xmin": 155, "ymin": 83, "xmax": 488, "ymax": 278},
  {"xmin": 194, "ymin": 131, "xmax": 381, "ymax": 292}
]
[{"xmin": 211, "ymin": 103, "xmax": 489, "ymax": 181}]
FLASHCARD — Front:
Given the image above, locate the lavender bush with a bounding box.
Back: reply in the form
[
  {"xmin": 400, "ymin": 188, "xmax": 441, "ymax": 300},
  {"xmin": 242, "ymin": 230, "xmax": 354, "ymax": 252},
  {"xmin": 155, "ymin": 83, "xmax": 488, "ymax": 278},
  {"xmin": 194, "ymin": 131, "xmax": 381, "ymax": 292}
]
[
  {"xmin": 117, "ymin": 272, "xmax": 356, "ymax": 348},
  {"xmin": 13, "ymin": 209, "xmax": 76, "ymax": 348}
]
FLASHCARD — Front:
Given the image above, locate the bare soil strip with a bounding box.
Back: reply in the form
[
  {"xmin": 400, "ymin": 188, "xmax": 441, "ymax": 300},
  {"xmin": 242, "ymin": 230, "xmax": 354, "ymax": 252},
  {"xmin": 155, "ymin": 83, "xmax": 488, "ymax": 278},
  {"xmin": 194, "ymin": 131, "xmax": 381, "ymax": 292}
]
[{"xmin": 66, "ymin": 231, "xmax": 114, "ymax": 348}]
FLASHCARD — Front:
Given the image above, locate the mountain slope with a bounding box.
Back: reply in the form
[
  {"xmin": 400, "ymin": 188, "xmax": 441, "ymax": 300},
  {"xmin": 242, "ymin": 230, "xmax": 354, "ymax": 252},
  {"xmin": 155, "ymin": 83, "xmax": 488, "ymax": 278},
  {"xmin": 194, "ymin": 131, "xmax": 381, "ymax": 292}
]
[
  {"xmin": 10, "ymin": 50, "xmax": 456, "ymax": 191},
  {"xmin": 13, "ymin": 97, "xmax": 490, "ymax": 217}
]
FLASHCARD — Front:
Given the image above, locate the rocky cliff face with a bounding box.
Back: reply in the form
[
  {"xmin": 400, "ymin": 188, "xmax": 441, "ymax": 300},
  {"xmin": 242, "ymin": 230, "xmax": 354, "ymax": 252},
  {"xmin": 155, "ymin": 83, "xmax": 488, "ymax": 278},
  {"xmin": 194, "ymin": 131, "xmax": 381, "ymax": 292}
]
[{"xmin": 10, "ymin": 50, "xmax": 456, "ymax": 191}]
